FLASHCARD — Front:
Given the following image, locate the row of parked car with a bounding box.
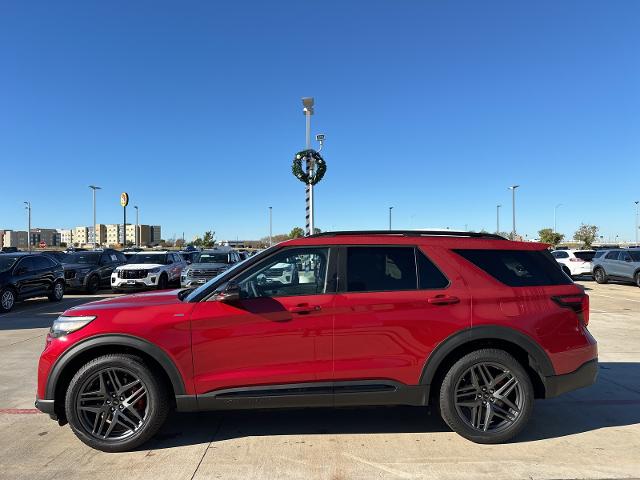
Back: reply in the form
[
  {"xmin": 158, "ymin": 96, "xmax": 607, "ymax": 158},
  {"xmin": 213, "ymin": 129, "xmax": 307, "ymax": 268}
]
[
  {"xmin": 551, "ymin": 248, "xmax": 640, "ymax": 287},
  {"xmin": 0, "ymin": 247, "xmax": 251, "ymax": 312}
]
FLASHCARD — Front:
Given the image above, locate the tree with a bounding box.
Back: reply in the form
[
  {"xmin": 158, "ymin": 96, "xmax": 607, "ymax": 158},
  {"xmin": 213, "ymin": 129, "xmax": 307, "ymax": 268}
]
[
  {"xmin": 313, "ymin": 227, "xmax": 322, "ymax": 234},
  {"xmin": 538, "ymin": 228, "xmax": 564, "ymax": 247},
  {"xmin": 175, "ymin": 238, "xmax": 185, "ymax": 248},
  {"xmin": 202, "ymin": 231, "xmax": 215, "ymax": 248},
  {"xmin": 289, "ymin": 227, "xmax": 304, "ymax": 239},
  {"xmin": 574, "ymin": 224, "xmax": 599, "ymax": 249},
  {"xmin": 192, "ymin": 237, "xmax": 203, "ymax": 247}
]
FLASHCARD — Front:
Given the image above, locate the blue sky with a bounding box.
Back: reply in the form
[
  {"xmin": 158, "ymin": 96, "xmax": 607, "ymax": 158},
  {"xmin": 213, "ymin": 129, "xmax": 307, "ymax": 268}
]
[{"xmin": 1, "ymin": 1, "xmax": 639, "ymax": 242}]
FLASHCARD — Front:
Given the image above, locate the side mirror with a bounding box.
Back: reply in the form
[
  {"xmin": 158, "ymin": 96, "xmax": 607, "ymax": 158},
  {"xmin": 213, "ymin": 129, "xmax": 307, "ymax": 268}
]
[
  {"xmin": 214, "ymin": 281, "xmax": 241, "ymax": 303},
  {"xmin": 187, "ymin": 260, "xmax": 192, "ymax": 265}
]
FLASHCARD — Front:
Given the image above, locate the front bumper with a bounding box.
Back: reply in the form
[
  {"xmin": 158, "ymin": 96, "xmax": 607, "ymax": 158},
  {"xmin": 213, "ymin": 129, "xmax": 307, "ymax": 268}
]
[
  {"xmin": 181, "ymin": 277, "xmax": 211, "ymax": 288},
  {"xmin": 65, "ymin": 276, "xmax": 88, "ymax": 291},
  {"xmin": 111, "ymin": 275, "xmax": 159, "ymax": 289},
  {"xmin": 543, "ymin": 358, "xmax": 598, "ymax": 398},
  {"xmin": 34, "ymin": 397, "xmax": 57, "ymax": 420}
]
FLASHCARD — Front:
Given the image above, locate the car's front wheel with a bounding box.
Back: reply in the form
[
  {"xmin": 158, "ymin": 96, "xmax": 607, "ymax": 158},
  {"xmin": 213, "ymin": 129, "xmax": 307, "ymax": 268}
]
[
  {"xmin": 157, "ymin": 273, "xmax": 168, "ymax": 290},
  {"xmin": 65, "ymin": 354, "xmax": 169, "ymax": 452},
  {"xmin": 635, "ymin": 272, "xmax": 640, "ymax": 288},
  {"xmin": 0, "ymin": 288, "xmax": 16, "ymax": 313},
  {"xmin": 48, "ymin": 281, "xmax": 65, "ymax": 302},
  {"xmin": 439, "ymin": 349, "xmax": 534, "ymax": 444},
  {"xmin": 86, "ymin": 274, "xmax": 100, "ymax": 294}
]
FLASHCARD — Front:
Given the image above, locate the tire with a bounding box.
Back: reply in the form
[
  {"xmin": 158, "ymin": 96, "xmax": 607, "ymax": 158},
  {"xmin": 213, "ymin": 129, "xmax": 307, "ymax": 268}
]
[
  {"xmin": 48, "ymin": 281, "xmax": 65, "ymax": 302},
  {"xmin": 439, "ymin": 349, "xmax": 534, "ymax": 444},
  {"xmin": 157, "ymin": 274, "xmax": 168, "ymax": 290},
  {"xmin": 86, "ymin": 275, "xmax": 100, "ymax": 295},
  {"xmin": 594, "ymin": 267, "xmax": 608, "ymax": 284},
  {"xmin": 0, "ymin": 288, "xmax": 16, "ymax": 313},
  {"xmin": 64, "ymin": 354, "xmax": 169, "ymax": 452},
  {"xmin": 635, "ymin": 272, "xmax": 640, "ymax": 288}
]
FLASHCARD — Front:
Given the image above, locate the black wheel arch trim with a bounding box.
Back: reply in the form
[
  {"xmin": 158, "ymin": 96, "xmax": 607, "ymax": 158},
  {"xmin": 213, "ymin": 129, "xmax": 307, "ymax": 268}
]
[
  {"xmin": 419, "ymin": 325, "xmax": 555, "ymax": 386},
  {"xmin": 44, "ymin": 334, "xmax": 186, "ymax": 400}
]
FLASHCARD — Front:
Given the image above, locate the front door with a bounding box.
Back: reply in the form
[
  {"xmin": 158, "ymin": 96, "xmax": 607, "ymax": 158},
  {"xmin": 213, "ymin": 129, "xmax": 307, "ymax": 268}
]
[
  {"xmin": 190, "ymin": 246, "xmax": 337, "ymax": 396},
  {"xmin": 332, "ymin": 245, "xmax": 471, "ymax": 386}
]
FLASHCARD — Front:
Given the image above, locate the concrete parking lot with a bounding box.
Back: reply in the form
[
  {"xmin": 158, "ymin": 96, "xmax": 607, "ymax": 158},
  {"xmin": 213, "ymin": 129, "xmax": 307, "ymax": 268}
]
[{"xmin": 1, "ymin": 283, "xmax": 639, "ymax": 480}]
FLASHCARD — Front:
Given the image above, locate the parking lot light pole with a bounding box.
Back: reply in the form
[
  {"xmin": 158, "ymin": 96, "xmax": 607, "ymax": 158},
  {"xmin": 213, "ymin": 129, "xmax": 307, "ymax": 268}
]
[
  {"xmin": 496, "ymin": 204, "xmax": 501, "ymax": 234},
  {"xmin": 389, "ymin": 206, "xmax": 394, "ymax": 230},
  {"xmin": 269, "ymin": 206, "xmax": 273, "ymax": 247},
  {"xmin": 24, "ymin": 201, "xmax": 31, "ymax": 252},
  {"xmin": 134, "ymin": 206, "xmax": 139, "ymax": 247},
  {"xmin": 302, "ymin": 97, "xmax": 315, "ymax": 236},
  {"xmin": 635, "ymin": 201, "xmax": 639, "ymax": 246},
  {"xmin": 554, "ymin": 203, "xmax": 563, "ymax": 233},
  {"xmin": 508, "ymin": 185, "xmax": 519, "ymax": 239},
  {"xmin": 89, "ymin": 186, "xmax": 101, "ymax": 248}
]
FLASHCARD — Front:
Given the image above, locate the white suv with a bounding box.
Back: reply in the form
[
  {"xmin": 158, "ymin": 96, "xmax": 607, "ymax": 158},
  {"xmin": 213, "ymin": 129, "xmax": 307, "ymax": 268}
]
[
  {"xmin": 111, "ymin": 251, "xmax": 186, "ymax": 291},
  {"xmin": 551, "ymin": 249, "xmax": 596, "ymax": 278}
]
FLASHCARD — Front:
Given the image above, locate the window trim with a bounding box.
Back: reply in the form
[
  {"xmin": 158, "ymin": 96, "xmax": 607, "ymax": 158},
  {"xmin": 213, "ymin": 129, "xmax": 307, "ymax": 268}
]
[{"xmin": 336, "ymin": 245, "xmax": 449, "ymax": 294}]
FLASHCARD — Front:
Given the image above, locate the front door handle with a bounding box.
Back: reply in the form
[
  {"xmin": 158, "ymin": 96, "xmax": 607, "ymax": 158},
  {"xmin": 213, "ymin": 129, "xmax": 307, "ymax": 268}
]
[
  {"xmin": 287, "ymin": 304, "xmax": 322, "ymax": 314},
  {"xmin": 428, "ymin": 295, "xmax": 460, "ymax": 305}
]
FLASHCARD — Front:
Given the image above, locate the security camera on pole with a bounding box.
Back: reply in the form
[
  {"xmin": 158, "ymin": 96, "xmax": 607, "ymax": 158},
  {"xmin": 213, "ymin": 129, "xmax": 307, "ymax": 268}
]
[{"xmin": 293, "ymin": 97, "xmax": 327, "ymax": 236}]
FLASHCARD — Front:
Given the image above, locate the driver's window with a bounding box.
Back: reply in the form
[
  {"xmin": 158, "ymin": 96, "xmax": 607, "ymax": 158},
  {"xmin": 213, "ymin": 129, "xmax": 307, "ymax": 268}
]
[{"xmin": 236, "ymin": 248, "xmax": 329, "ymax": 299}]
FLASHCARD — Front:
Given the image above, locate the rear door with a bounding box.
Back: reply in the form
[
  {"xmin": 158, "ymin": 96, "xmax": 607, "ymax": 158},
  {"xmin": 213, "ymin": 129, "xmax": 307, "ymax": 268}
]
[
  {"xmin": 604, "ymin": 251, "xmax": 622, "ymax": 277},
  {"xmin": 618, "ymin": 251, "xmax": 635, "ymax": 279},
  {"xmin": 332, "ymin": 245, "xmax": 471, "ymax": 386}
]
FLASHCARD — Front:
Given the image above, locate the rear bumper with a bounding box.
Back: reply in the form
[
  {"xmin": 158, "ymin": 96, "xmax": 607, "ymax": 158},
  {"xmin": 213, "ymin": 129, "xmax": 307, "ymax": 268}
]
[
  {"xmin": 34, "ymin": 397, "xmax": 57, "ymax": 420},
  {"xmin": 543, "ymin": 358, "xmax": 598, "ymax": 398}
]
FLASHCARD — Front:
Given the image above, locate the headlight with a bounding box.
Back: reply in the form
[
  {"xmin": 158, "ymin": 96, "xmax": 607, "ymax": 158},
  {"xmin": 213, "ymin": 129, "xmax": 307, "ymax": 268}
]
[
  {"xmin": 148, "ymin": 267, "xmax": 161, "ymax": 274},
  {"xmin": 50, "ymin": 315, "xmax": 96, "ymax": 338}
]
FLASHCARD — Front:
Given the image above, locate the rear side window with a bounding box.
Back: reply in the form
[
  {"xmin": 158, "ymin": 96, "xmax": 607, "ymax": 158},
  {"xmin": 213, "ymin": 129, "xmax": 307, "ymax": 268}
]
[
  {"xmin": 454, "ymin": 249, "xmax": 572, "ymax": 287},
  {"xmin": 552, "ymin": 251, "xmax": 569, "ymax": 259},
  {"xmin": 593, "ymin": 251, "xmax": 606, "ymax": 258},
  {"xmin": 573, "ymin": 251, "xmax": 595, "ymax": 262},
  {"xmin": 346, "ymin": 247, "xmax": 416, "ymax": 292},
  {"xmin": 605, "ymin": 251, "xmax": 620, "ymax": 260}
]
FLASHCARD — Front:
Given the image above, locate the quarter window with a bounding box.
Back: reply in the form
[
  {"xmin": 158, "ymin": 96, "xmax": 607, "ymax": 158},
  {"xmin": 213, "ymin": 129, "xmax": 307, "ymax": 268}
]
[{"xmin": 417, "ymin": 250, "xmax": 449, "ymax": 289}]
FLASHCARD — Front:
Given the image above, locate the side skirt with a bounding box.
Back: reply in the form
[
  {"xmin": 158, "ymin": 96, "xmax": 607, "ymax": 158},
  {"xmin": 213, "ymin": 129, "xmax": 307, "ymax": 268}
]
[{"xmin": 176, "ymin": 380, "xmax": 430, "ymax": 412}]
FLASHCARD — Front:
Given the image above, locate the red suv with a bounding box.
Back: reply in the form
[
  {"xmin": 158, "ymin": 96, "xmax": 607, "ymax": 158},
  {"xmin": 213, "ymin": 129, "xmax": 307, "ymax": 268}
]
[{"xmin": 36, "ymin": 231, "xmax": 597, "ymax": 451}]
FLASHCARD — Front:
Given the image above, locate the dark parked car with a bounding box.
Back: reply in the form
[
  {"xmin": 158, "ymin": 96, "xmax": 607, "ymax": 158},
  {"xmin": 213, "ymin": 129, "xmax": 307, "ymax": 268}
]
[
  {"xmin": 39, "ymin": 251, "xmax": 68, "ymax": 263},
  {"xmin": 1, "ymin": 247, "xmax": 19, "ymax": 253},
  {"xmin": 61, "ymin": 250, "xmax": 127, "ymax": 294},
  {"xmin": 0, "ymin": 253, "xmax": 65, "ymax": 312}
]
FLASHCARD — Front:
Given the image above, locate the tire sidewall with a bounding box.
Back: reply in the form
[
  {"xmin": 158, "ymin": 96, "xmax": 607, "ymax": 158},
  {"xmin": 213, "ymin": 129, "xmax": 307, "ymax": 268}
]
[
  {"xmin": 50, "ymin": 281, "xmax": 64, "ymax": 301},
  {"xmin": 65, "ymin": 355, "xmax": 166, "ymax": 452},
  {"xmin": 439, "ymin": 349, "xmax": 534, "ymax": 444},
  {"xmin": 0, "ymin": 288, "xmax": 16, "ymax": 312},
  {"xmin": 594, "ymin": 268, "xmax": 606, "ymax": 284},
  {"xmin": 87, "ymin": 275, "xmax": 100, "ymax": 294},
  {"xmin": 158, "ymin": 274, "xmax": 168, "ymax": 290}
]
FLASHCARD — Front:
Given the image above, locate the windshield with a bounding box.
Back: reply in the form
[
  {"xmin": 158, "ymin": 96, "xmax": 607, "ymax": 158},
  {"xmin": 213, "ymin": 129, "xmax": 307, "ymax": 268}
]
[
  {"xmin": 63, "ymin": 252, "xmax": 100, "ymax": 264},
  {"xmin": 194, "ymin": 252, "xmax": 229, "ymax": 264},
  {"xmin": 127, "ymin": 254, "xmax": 167, "ymax": 264},
  {"xmin": 0, "ymin": 256, "xmax": 19, "ymax": 272}
]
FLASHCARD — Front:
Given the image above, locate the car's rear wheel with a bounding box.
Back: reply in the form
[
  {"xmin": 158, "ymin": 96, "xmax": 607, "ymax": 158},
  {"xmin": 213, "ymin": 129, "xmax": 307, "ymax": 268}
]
[
  {"xmin": 65, "ymin": 354, "xmax": 169, "ymax": 452},
  {"xmin": 594, "ymin": 267, "xmax": 608, "ymax": 284},
  {"xmin": 48, "ymin": 281, "xmax": 65, "ymax": 302},
  {"xmin": 439, "ymin": 349, "xmax": 534, "ymax": 444},
  {"xmin": 157, "ymin": 273, "xmax": 168, "ymax": 290},
  {"xmin": 0, "ymin": 288, "xmax": 16, "ymax": 313},
  {"xmin": 86, "ymin": 275, "xmax": 100, "ymax": 294},
  {"xmin": 635, "ymin": 272, "xmax": 640, "ymax": 288}
]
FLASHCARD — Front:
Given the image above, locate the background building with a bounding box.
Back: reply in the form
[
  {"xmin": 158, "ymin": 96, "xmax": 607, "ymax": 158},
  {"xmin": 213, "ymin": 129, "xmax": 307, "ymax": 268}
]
[
  {"xmin": 88, "ymin": 224, "xmax": 107, "ymax": 246},
  {"xmin": 73, "ymin": 226, "xmax": 88, "ymax": 246},
  {"xmin": 2, "ymin": 230, "xmax": 28, "ymax": 249},
  {"xmin": 30, "ymin": 228, "xmax": 61, "ymax": 247},
  {"xmin": 58, "ymin": 229, "xmax": 73, "ymax": 245}
]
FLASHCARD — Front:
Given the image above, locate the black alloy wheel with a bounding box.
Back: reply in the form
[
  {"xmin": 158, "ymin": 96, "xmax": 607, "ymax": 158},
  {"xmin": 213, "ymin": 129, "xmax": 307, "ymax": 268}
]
[
  {"xmin": 439, "ymin": 349, "xmax": 533, "ymax": 444},
  {"xmin": 0, "ymin": 288, "xmax": 16, "ymax": 312},
  {"xmin": 49, "ymin": 281, "xmax": 64, "ymax": 302}
]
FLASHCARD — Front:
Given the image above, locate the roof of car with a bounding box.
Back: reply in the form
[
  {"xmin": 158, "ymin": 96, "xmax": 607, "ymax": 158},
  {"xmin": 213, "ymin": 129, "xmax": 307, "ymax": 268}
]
[{"xmin": 282, "ymin": 230, "xmax": 547, "ymax": 250}]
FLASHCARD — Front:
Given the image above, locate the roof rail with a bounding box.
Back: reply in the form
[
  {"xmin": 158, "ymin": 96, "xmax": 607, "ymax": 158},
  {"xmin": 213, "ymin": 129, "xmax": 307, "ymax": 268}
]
[{"xmin": 309, "ymin": 230, "xmax": 508, "ymax": 240}]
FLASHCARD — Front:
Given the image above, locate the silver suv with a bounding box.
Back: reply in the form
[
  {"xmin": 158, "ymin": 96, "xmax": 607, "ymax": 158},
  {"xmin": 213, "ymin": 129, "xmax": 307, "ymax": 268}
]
[{"xmin": 591, "ymin": 249, "xmax": 640, "ymax": 287}]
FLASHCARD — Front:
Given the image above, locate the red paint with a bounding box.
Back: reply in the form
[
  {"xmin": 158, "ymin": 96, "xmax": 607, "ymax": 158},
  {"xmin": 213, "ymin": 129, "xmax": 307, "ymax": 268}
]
[{"xmin": 37, "ymin": 234, "xmax": 597, "ymax": 403}]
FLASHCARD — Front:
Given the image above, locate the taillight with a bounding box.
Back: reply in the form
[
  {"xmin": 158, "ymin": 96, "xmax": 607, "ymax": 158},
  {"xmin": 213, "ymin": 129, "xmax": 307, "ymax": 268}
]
[{"xmin": 552, "ymin": 294, "xmax": 589, "ymax": 326}]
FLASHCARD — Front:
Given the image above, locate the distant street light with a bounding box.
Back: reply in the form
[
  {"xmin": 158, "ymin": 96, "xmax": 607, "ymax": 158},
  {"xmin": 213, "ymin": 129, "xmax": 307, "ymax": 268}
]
[
  {"xmin": 554, "ymin": 203, "xmax": 563, "ymax": 233},
  {"xmin": 269, "ymin": 207, "xmax": 273, "ymax": 247},
  {"xmin": 134, "ymin": 206, "xmax": 139, "ymax": 247},
  {"xmin": 635, "ymin": 201, "xmax": 639, "ymax": 247},
  {"xmin": 89, "ymin": 185, "xmax": 101, "ymax": 248},
  {"xmin": 508, "ymin": 185, "xmax": 520, "ymax": 238},
  {"xmin": 496, "ymin": 204, "xmax": 501, "ymax": 234},
  {"xmin": 24, "ymin": 201, "xmax": 31, "ymax": 252},
  {"xmin": 389, "ymin": 206, "xmax": 394, "ymax": 230}
]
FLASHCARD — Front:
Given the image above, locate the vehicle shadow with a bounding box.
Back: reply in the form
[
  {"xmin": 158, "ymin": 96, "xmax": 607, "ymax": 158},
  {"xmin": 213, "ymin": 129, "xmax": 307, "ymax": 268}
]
[
  {"xmin": 0, "ymin": 295, "xmax": 112, "ymax": 330},
  {"xmin": 143, "ymin": 362, "xmax": 640, "ymax": 450}
]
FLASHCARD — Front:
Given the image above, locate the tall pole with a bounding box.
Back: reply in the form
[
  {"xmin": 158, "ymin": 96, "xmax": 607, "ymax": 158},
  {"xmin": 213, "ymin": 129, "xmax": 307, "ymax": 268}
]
[
  {"xmin": 635, "ymin": 201, "xmax": 639, "ymax": 247},
  {"xmin": 24, "ymin": 201, "xmax": 31, "ymax": 252},
  {"xmin": 134, "ymin": 206, "xmax": 139, "ymax": 247},
  {"xmin": 302, "ymin": 98, "xmax": 314, "ymax": 236},
  {"xmin": 89, "ymin": 186, "xmax": 101, "ymax": 248},
  {"xmin": 554, "ymin": 203, "xmax": 562, "ymax": 233},
  {"xmin": 123, "ymin": 206, "xmax": 127, "ymax": 247},
  {"xmin": 268, "ymin": 206, "xmax": 273, "ymax": 247},
  {"xmin": 509, "ymin": 185, "xmax": 519, "ymax": 239},
  {"xmin": 496, "ymin": 204, "xmax": 501, "ymax": 234},
  {"xmin": 389, "ymin": 206, "xmax": 394, "ymax": 230}
]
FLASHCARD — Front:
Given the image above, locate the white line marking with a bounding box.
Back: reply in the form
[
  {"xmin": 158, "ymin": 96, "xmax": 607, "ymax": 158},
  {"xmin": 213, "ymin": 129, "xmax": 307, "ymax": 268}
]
[{"xmin": 341, "ymin": 453, "xmax": 417, "ymax": 479}]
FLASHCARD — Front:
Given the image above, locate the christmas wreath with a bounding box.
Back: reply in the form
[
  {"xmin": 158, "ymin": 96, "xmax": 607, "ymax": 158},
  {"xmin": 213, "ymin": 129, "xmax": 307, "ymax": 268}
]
[{"xmin": 291, "ymin": 149, "xmax": 327, "ymax": 186}]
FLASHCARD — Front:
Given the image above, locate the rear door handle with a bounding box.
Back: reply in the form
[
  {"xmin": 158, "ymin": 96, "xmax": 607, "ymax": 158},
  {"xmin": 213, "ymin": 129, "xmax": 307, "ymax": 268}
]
[
  {"xmin": 428, "ymin": 295, "xmax": 460, "ymax": 305},
  {"xmin": 287, "ymin": 304, "xmax": 322, "ymax": 314}
]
